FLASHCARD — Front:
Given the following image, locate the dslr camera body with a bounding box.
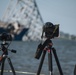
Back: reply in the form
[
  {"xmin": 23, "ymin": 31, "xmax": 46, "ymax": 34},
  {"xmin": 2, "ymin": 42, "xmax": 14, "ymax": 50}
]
[
  {"xmin": 0, "ymin": 32, "xmax": 12, "ymax": 41},
  {"xmin": 43, "ymin": 22, "xmax": 59, "ymax": 39}
]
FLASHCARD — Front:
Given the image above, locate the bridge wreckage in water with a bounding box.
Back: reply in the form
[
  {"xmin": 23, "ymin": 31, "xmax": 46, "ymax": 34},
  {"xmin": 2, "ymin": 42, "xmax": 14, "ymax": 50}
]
[{"xmin": 0, "ymin": 0, "xmax": 44, "ymax": 41}]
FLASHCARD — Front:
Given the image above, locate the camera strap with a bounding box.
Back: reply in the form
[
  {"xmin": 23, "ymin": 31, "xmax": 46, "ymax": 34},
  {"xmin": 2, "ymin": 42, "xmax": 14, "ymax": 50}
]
[{"xmin": 51, "ymin": 25, "xmax": 59, "ymax": 37}]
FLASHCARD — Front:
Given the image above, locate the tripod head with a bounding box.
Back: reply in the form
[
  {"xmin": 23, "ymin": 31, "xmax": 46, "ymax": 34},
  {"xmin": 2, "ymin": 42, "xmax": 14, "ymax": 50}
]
[
  {"xmin": 0, "ymin": 40, "xmax": 16, "ymax": 63},
  {"xmin": 35, "ymin": 38, "xmax": 53, "ymax": 59},
  {"xmin": 0, "ymin": 40, "xmax": 16, "ymax": 55}
]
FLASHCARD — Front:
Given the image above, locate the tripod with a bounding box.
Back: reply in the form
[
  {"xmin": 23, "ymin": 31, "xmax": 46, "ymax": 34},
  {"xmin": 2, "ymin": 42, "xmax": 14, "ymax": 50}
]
[
  {"xmin": 74, "ymin": 65, "xmax": 76, "ymax": 75},
  {"xmin": 0, "ymin": 41, "xmax": 16, "ymax": 75},
  {"xmin": 36, "ymin": 39, "xmax": 63, "ymax": 75}
]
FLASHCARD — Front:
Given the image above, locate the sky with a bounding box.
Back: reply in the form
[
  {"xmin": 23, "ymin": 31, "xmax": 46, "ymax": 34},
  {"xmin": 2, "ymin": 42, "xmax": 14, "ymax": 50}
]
[{"xmin": 0, "ymin": 0, "xmax": 76, "ymax": 35}]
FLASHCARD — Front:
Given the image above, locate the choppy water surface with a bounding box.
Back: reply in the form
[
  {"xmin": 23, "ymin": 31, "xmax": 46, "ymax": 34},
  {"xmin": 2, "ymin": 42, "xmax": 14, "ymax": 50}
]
[{"xmin": 0, "ymin": 38, "xmax": 76, "ymax": 75}]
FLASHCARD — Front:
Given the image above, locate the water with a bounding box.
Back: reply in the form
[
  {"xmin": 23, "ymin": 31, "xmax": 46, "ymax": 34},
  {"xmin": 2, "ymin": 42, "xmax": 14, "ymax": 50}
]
[{"xmin": 0, "ymin": 38, "xmax": 76, "ymax": 75}]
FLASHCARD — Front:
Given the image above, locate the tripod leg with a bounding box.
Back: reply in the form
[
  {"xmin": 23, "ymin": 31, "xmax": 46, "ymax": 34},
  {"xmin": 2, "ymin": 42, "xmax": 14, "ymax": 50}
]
[
  {"xmin": 7, "ymin": 57, "xmax": 16, "ymax": 75},
  {"xmin": 37, "ymin": 50, "xmax": 46, "ymax": 75},
  {"xmin": 48, "ymin": 50, "xmax": 53, "ymax": 75},
  {"xmin": 52, "ymin": 47, "xmax": 63, "ymax": 75},
  {"xmin": 74, "ymin": 65, "xmax": 76, "ymax": 75},
  {"xmin": 1, "ymin": 57, "xmax": 6, "ymax": 75}
]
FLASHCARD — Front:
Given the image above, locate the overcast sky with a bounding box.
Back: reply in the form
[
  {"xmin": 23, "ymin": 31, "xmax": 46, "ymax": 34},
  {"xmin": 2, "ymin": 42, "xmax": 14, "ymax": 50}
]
[{"xmin": 0, "ymin": 0, "xmax": 76, "ymax": 35}]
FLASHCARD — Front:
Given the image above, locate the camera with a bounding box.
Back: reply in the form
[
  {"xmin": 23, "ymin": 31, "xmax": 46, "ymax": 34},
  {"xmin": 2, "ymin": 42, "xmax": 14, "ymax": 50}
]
[
  {"xmin": 0, "ymin": 33, "xmax": 12, "ymax": 41},
  {"xmin": 43, "ymin": 22, "xmax": 59, "ymax": 39},
  {"xmin": 35, "ymin": 22, "xmax": 59, "ymax": 59}
]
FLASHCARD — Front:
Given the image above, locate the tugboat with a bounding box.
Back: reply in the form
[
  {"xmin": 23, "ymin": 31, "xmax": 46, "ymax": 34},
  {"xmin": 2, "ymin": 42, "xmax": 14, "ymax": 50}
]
[{"xmin": 0, "ymin": 21, "xmax": 29, "ymax": 41}]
